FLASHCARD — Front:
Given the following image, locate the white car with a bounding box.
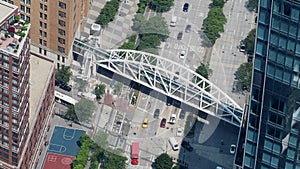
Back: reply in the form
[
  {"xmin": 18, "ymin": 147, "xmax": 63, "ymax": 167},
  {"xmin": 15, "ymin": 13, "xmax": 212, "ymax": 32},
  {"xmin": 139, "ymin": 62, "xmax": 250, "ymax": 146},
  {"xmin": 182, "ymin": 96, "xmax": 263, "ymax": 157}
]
[
  {"xmin": 179, "ymin": 51, "xmax": 185, "ymax": 59},
  {"xmin": 169, "ymin": 114, "xmax": 176, "ymax": 124},
  {"xmin": 230, "ymin": 144, "xmax": 236, "ymax": 154},
  {"xmin": 177, "ymin": 127, "xmax": 183, "ymax": 136}
]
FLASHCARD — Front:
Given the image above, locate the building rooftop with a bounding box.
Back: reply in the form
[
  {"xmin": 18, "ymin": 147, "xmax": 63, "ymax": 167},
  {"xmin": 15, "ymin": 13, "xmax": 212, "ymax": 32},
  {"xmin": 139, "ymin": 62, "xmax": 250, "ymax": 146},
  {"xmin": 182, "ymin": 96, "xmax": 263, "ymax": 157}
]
[
  {"xmin": 0, "ymin": 1, "xmax": 17, "ymax": 24},
  {"xmin": 0, "ymin": 1, "xmax": 30, "ymax": 56},
  {"xmin": 29, "ymin": 53, "xmax": 54, "ymax": 130}
]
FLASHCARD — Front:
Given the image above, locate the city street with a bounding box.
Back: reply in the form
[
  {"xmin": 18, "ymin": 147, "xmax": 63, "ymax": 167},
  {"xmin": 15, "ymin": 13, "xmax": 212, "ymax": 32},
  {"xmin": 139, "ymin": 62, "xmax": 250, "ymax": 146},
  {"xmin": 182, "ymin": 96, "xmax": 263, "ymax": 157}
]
[
  {"xmin": 209, "ymin": 0, "xmax": 256, "ymax": 107},
  {"xmin": 160, "ymin": 0, "xmax": 212, "ymax": 70}
]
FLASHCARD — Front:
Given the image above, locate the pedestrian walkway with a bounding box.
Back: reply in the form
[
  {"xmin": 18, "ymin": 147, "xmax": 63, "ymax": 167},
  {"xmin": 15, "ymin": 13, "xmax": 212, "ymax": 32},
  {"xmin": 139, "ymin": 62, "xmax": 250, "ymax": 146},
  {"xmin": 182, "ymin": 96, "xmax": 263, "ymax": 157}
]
[{"xmin": 81, "ymin": 0, "xmax": 139, "ymax": 49}]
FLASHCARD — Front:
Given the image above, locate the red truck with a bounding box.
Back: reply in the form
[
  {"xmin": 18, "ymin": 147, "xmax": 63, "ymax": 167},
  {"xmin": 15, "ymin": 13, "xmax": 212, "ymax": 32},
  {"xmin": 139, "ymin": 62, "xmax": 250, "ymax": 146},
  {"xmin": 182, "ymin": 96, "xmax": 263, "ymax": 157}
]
[{"xmin": 131, "ymin": 142, "xmax": 139, "ymax": 165}]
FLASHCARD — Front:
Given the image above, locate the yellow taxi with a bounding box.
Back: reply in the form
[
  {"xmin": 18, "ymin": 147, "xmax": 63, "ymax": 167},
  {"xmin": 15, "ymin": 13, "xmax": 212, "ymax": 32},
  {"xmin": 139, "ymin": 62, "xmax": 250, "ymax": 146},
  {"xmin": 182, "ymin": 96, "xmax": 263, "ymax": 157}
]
[{"xmin": 142, "ymin": 118, "xmax": 149, "ymax": 128}]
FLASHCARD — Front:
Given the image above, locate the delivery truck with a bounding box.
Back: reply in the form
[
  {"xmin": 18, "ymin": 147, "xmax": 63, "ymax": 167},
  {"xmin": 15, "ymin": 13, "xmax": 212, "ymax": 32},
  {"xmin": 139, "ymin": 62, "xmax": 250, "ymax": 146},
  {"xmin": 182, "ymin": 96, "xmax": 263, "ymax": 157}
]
[{"xmin": 131, "ymin": 142, "xmax": 139, "ymax": 165}]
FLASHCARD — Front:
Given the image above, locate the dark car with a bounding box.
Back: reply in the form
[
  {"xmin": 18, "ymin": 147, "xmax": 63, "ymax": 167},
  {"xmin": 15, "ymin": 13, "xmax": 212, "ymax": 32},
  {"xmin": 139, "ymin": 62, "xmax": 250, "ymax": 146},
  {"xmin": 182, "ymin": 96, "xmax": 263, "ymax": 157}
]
[
  {"xmin": 177, "ymin": 32, "xmax": 183, "ymax": 40},
  {"xmin": 185, "ymin": 25, "xmax": 191, "ymax": 33},
  {"xmin": 60, "ymin": 84, "xmax": 72, "ymax": 92},
  {"xmin": 183, "ymin": 3, "xmax": 189, "ymax": 12},
  {"xmin": 55, "ymin": 79, "xmax": 62, "ymax": 86},
  {"xmin": 160, "ymin": 118, "xmax": 167, "ymax": 128},
  {"xmin": 179, "ymin": 110, "xmax": 186, "ymax": 119},
  {"xmin": 181, "ymin": 140, "xmax": 193, "ymax": 152},
  {"xmin": 154, "ymin": 109, "xmax": 160, "ymax": 119}
]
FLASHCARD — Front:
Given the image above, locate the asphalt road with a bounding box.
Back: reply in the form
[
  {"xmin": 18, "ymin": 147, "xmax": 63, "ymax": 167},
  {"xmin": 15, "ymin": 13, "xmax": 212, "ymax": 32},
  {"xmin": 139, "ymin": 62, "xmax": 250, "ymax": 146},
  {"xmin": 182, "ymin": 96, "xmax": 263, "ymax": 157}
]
[
  {"xmin": 160, "ymin": 0, "xmax": 212, "ymax": 71},
  {"xmin": 209, "ymin": 0, "xmax": 256, "ymax": 107}
]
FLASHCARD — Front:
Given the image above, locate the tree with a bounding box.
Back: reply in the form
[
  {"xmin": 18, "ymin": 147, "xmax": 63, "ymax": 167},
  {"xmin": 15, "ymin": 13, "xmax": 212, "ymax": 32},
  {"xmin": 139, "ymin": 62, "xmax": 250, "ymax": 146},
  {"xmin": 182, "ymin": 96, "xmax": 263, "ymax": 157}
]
[
  {"xmin": 93, "ymin": 131, "xmax": 109, "ymax": 148},
  {"xmin": 210, "ymin": 0, "xmax": 226, "ymax": 8},
  {"xmin": 235, "ymin": 62, "xmax": 253, "ymax": 91},
  {"xmin": 65, "ymin": 105, "xmax": 78, "ymax": 122},
  {"xmin": 203, "ymin": 7, "xmax": 227, "ymax": 44},
  {"xmin": 195, "ymin": 63, "xmax": 212, "ymax": 92},
  {"xmin": 242, "ymin": 28, "xmax": 256, "ymax": 55},
  {"xmin": 132, "ymin": 14, "xmax": 146, "ymax": 32},
  {"xmin": 94, "ymin": 84, "xmax": 106, "ymax": 99},
  {"xmin": 172, "ymin": 165, "xmax": 180, "ymax": 169},
  {"xmin": 56, "ymin": 66, "xmax": 72, "ymax": 84},
  {"xmin": 96, "ymin": 0, "xmax": 120, "ymax": 26},
  {"xmin": 154, "ymin": 153, "xmax": 173, "ymax": 169},
  {"xmin": 119, "ymin": 35, "xmax": 137, "ymax": 50},
  {"xmin": 248, "ymin": 0, "xmax": 258, "ymax": 11},
  {"xmin": 138, "ymin": 34, "xmax": 161, "ymax": 52},
  {"xmin": 150, "ymin": 0, "xmax": 174, "ymax": 12},
  {"xmin": 74, "ymin": 99, "xmax": 96, "ymax": 123},
  {"xmin": 103, "ymin": 152, "xmax": 127, "ymax": 169},
  {"xmin": 140, "ymin": 16, "xmax": 169, "ymax": 41},
  {"xmin": 75, "ymin": 78, "xmax": 88, "ymax": 92}
]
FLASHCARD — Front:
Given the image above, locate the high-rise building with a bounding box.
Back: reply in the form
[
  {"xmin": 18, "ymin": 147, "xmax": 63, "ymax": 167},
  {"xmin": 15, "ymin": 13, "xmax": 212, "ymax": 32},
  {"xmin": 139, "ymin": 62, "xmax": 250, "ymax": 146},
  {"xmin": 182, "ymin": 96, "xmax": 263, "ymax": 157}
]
[
  {"xmin": 0, "ymin": 2, "xmax": 55, "ymax": 168},
  {"xmin": 3, "ymin": 0, "xmax": 89, "ymax": 68},
  {"xmin": 235, "ymin": 0, "xmax": 300, "ymax": 169}
]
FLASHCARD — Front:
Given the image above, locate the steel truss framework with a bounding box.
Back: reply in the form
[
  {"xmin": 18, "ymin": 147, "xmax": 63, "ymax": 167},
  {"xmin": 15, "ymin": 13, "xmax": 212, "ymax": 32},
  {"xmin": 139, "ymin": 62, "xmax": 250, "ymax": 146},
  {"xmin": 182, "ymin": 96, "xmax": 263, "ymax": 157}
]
[{"xmin": 73, "ymin": 39, "xmax": 244, "ymax": 127}]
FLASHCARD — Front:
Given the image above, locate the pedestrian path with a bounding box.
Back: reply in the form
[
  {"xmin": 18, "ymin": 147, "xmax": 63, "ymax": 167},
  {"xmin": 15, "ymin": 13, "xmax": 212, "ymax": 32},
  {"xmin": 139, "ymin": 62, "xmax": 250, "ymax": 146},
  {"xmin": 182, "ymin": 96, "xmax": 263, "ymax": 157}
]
[{"xmin": 81, "ymin": 0, "xmax": 139, "ymax": 49}]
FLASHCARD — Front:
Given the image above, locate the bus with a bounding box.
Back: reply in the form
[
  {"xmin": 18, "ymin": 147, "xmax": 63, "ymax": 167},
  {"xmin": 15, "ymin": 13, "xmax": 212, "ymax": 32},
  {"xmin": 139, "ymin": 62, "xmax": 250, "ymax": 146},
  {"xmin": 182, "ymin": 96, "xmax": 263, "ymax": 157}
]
[{"xmin": 55, "ymin": 91, "xmax": 79, "ymax": 106}]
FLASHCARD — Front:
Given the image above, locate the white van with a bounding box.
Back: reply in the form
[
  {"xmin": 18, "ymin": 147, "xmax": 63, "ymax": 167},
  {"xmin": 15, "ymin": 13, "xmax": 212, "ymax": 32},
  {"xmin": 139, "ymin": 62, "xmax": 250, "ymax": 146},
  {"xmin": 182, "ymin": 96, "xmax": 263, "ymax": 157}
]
[
  {"xmin": 170, "ymin": 16, "xmax": 177, "ymax": 27},
  {"xmin": 169, "ymin": 137, "xmax": 179, "ymax": 151}
]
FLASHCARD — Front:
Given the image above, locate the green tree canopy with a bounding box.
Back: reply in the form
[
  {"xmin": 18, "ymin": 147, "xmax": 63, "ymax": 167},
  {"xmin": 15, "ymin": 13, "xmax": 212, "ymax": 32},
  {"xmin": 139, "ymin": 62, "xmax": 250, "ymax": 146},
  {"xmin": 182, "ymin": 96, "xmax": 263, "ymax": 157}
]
[
  {"xmin": 149, "ymin": 0, "xmax": 174, "ymax": 12},
  {"xmin": 154, "ymin": 153, "xmax": 173, "ymax": 169},
  {"xmin": 242, "ymin": 28, "xmax": 256, "ymax": 55},
  {"xmin": 75, "ymin": 99, "xmax": 96, "ymax": 123},
  {"xmin": 103, "ymin": 153, "xmax": 127, "ymax": 169},
  {"xmin": 65, "ymin": 105, "xmax": 78, "ymax": 122},
  {"xmin": 75, "ymin": 78, "xmax": 88, "ymax": 92},
  {"xmin": 235, "ymin": 62, "xmax": 253, "ymax": 91},
  {"xmin": 132, "ymin": 14, "xmax": 146, "ymax": 31},
  {"xmin": 203, "ymin": 6, "xmax": 227, "ymax": 44},
  {"xmin": 94, "ymin": 84, "xmax": 106, "ymax": 99},
  {"xmin": 96, "ymin": 0, "xmax": 120, "ymax": 26},
  {"xmin": 140, "ymin": 16, "xmax": 169, "ymax": 41},
  {"xmin": 210, "ymin": 0, "xmax": 226, "ymax": 8},
  {"xmin": 195, "ymin": 63, "xmax": 212, "ymax": 92},
  {"xmin": 56, "ymin": 66, "xmax": 72, "ymax": 84},
  {"xmin": 248, "ymin": 0, "xmax": 258, "ymax": 11},
  {"xmin": 93, "ymin": 131, "xmax": 109, "ymax": 148}
]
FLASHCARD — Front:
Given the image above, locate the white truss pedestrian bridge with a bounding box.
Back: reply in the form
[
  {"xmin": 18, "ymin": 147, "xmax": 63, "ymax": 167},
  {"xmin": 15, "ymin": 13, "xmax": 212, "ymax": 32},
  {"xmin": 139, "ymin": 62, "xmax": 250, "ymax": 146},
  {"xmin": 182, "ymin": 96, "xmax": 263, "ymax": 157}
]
[{"xmin": 73, "ymin": 38, "xmax": 244, "ymax": 127}]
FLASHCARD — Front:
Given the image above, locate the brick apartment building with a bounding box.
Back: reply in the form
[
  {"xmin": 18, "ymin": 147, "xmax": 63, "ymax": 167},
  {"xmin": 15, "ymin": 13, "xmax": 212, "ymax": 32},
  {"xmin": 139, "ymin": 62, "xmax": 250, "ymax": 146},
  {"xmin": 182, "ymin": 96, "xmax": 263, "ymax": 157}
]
[
  {"xmin": 0, "ymin": 1, "xmax": 55, "ymax": 168},
  {"xmin": 3, "ymin": 0, "xmax": 90, "ymax": 68}
]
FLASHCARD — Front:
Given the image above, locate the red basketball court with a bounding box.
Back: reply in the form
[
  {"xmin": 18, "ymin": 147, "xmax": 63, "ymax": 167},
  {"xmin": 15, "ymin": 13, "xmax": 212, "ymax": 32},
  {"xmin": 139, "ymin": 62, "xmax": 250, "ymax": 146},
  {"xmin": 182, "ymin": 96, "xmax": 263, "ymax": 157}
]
[{"xmin": 43, "ymin": 152, "xmax": 74, "ymax": 169}]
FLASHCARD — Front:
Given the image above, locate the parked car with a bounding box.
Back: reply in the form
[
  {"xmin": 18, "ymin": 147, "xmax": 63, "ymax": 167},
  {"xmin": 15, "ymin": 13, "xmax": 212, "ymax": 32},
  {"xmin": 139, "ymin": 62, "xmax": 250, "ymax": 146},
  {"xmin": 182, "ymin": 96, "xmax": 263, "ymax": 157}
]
[
  {"xmin": 183, "ymin": 3, "xmax": 189, "ymax": 12},
  {"xmin": 239, "ymin": 44, "xmax": 246, "ymax": 52},
  {"xmin": 179, "ymin": 110, "xmax": 186, "ymax": 119},
  {"xmin": 142, "ymin": 118, "xmax": 149, "ymax": 128},
  {"xmin": 177, "ymin": 32, "xmax": 183, "ymax": 40},
  {"xmin": 179, "ymin": 51, "xmax": 185, "ymax": 59},
  {"xmin": 60, "ymin": 84, "xmax": 72, "ymax": 92},
  {"xmin": 160, "ymin": 118, "xmax": 167, "ymax": 128},
  {"xmin": 154, "ymin": 109, "xmax": 160, "ymax": 119},
  {"xmin": 230, "ymin": 144, "xmax": 236, "ymax": 154},
  {"xmin": 169, "ymin": 114, "xmax": 176, "ymax": 124},
  {"xmin": 177, "ymin": 127, "xmax": 183, "ymax": 136},
  {"xmin": 181, "ymin": 140, "xmax": 193, "ymax": 152},
  {"xmin": 185, "ymin": 24, "xmax": 191, "ymax": 33},
  {"xmin": 55, "ymin": 79, "xmax": 62, "ymax": 86}
]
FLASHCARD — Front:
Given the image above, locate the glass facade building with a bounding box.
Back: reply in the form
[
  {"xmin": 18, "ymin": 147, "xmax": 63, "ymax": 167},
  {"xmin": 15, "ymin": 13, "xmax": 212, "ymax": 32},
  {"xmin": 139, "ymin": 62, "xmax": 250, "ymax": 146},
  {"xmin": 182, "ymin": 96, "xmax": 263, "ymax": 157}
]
[{"xmin": 235, "ymin": 0, "xmax": 300, "ymax": 169}]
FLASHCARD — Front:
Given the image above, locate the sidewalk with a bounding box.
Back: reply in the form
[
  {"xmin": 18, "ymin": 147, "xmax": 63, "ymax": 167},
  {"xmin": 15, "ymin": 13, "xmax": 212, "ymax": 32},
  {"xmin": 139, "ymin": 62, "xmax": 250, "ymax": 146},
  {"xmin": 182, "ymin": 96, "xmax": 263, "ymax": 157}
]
[{"xmin": 81, "ymin": 0, "xmax": 139, "ymax": 49}]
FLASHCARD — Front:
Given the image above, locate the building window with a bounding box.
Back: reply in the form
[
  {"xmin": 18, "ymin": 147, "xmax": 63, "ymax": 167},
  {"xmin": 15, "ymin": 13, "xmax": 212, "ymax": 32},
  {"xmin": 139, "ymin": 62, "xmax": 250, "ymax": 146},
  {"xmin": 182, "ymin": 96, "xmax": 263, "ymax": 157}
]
[
  {"xmin": 57, "ymin": 55, "xmax": 60, "ymax": 61},
  {"xmin": 62, "ymin": 57, "xmax": 65, "ymax": 63},
  {"xmin": 58, "ymin": 11, "xmax": 66, "ymax": 18},
  {"xmin": 44, "ymin": 5, "xmax": 47, "ymax": 11},
  {"xmin": 39, "ymin": 30, "xmax": 42, "ymax": 36},
  {"xmin": 58, "ymin": 1, "xmax": 66, "ymax": 9},
  {"xmin": 58, "ymin": 20, "xmax": 66, "ymax": 27},
  {"xmin": 44, "ymin": 14, "xmax": 47, "ymax": 20},
  {"xmin": 26, "ymin": 0, "xmax": 30, "ymax": 4},
  {"xmin": 21, "ymin": 5, "xmax": 25, "ymax": 12},
  {"xmin": 26, "ymin": 7, "xmax": 30, "ymax": 14},
  {"xmin": 44, "ymin": 40, "xmax": 47, "ymax": 46},
  {"xmin": 44, "ymin": 49, "xmax": 47, "ymax": 55},
  {"xmin": 39, "ymin": 39, "xmax": 42, "ymax": 45},
  {"xmin": 40, "ymin": 21, "xmax": 42, "ymax": 28},
  {"xmin": 58, "ymin": 37, "xmax": 65, "ymax": 44},
  {"xmin": 44, "ymin": 23, "xmax": 47, "ymax": 29},
  {"xmin": 40, "ymin": 12, "xmax": 43, "ymax": 19},
  {"xmin": 44, "ymin": 32, "xmax": 47, "ymax": 38},
  {"xmin": 40, "ymin": 3, "xmax": 43, "ymax": 10},
  {"xmin": 58, "ymin": 46, "xmax": 65, "ymax": 53},
  {"xmin": 58, "ymin": 29, "xmax": 65, "ymax": 36}
]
